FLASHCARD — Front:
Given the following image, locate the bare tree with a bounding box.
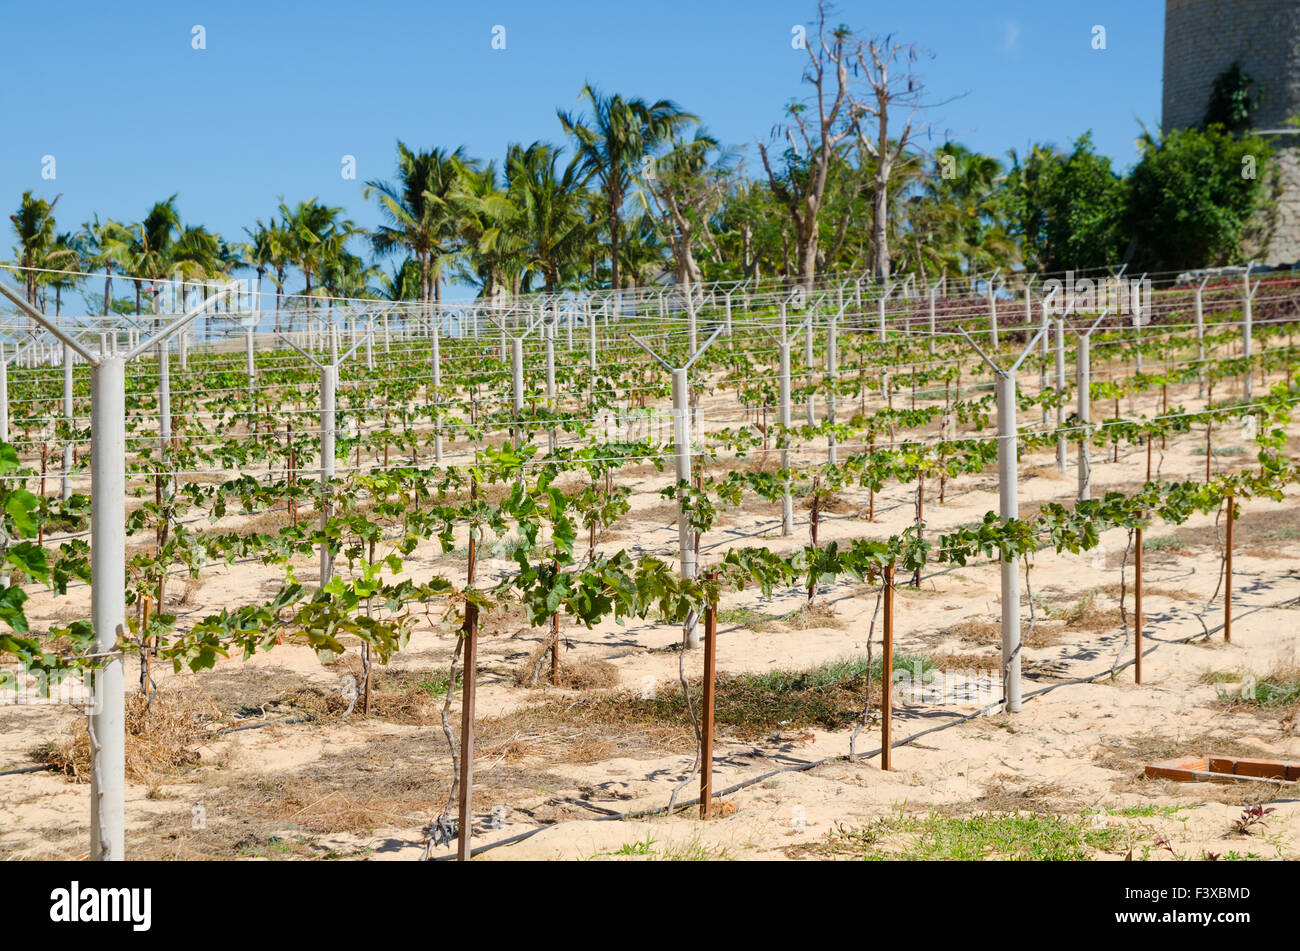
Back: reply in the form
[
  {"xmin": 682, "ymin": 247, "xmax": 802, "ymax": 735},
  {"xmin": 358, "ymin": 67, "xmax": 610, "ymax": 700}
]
[
  {"xmin": 852, "ymin": 36, "xmax": 933, "ymax": 282},
  {"xmin": 642, "ymin": 131, "xmax": 734, "ymax": 299},
  {"xmin": 758, "ymin": 0, "xmax": 857, "ymax": 292}
]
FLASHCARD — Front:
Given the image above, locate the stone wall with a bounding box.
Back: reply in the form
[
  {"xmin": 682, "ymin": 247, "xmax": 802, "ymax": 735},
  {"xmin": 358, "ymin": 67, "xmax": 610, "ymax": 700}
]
[
  {"xmin": 1163, "ymin": 0, "xmax": 1300, "ymax": 133},
  {"xmin": 1164, "ymin": 0, "xmax": 1300, "ymax": 265}
]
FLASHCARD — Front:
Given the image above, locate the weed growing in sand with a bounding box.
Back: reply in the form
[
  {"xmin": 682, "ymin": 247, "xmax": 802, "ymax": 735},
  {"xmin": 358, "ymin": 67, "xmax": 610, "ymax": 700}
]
[
  {"xmin": 1215, "ymin": 665, "xmax": 1300, "ymax": 708},
  {"xmin": 818, "ymin": 812, "xmax": 1129, "ymax": 860},
  {"xmin": 1143, "ymin": 535, "xmax": 1183, "ymax": 552},
  {"xmin": 590, "ymin": 834, "xmax": 730, "ymax": 861}
]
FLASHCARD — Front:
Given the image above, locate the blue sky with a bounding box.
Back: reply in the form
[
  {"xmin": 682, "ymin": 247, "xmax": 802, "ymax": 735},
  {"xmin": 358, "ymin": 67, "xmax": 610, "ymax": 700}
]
[{"xmin": 2, "ymin": 0, "xmax": 1163, "ymax": 293}]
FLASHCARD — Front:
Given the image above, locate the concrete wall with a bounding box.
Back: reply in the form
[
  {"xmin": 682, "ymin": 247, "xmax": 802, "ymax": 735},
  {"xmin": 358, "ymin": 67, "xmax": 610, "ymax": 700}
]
[
  {"xmin": 1164, "ymin": 0, "xmax": 1300, "ymax": 265},
  {"xmin": 1163, "ymin": 0, "xmax": 1300, "ymax": 133}
]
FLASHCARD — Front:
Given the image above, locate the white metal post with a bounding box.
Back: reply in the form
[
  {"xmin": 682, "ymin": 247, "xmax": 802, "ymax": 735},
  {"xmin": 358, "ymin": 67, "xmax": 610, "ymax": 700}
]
[
  {"xmin": 957, "ymin": 325, "xmax": 1040, "ymax": 715},
  {"xmin": 89, "ymin": 354, "xmax": 126, "ymax": 861},
  {"xmin": 927, "ymin": 286, "xmax": 937, "ymax": 356},
  {"xmin": 1077, "ymin": 332, "xmax": 1092, "ymax": 501},
  {"xmin": 1195, "ymin": 278, "xmax": 1207, "ymax": 400},
  {"xmin": 510, "ymin": 335, "xmax": 524, "ymax": 440},
  {"xmin": 1242, "ymin": 267, "xmax": 1254, "ymax": 401},
  {"xmin": 805, "ymin": 308, "xmax": 816, "ymax": 426},
  {"xmin": 246, "ymin": 323, "xmax": 255, "ymax": 385},
  {"xmin": 686, "ymin": 290, "xmax": 698, "ymax": 356},
  {"xmin": 545, "ymin": 318, "xmax": 557, "ymax": 453},
  {"xmin": 671, "ymin": 368, "xmax": 699, "ymax": 649},
  {"xmin": 0, "ymin": 344, "xmax": 8, "ymax": 443},
  {"xmin": 62, "ymin": 343, "xmax": 74, "ymax": 499},
  {"xmin": 996, "ymin": 372, "xmax": 1020, "ymax": 713},
  {"xmin": 431, "ymin": 319, "xmax": 443, "ymax": 465},
  {"xmin": 1055, "ymin": 317, "xmax": 1067, "ymax": 473},
  {"xmin": 827, "ymin": 310, "xmax": 838, "ymax": 465},
  {"xmin": 1039, "ymin": 307, "xmax": 1049, "ymax": 430},
  {"xmin": 778, "ymin": 334, "xmax": 793, "ymax": 536},
  {"xmin": 158, "ymin": 340, "xmax": 171, "ymax": 474},
  {"xmin": 319, "ymin": 351, "xmax": 336, "ymax": 589},
  {"xmin": 988, "ymin": 288, "xmax": 999, "ymax": 349}
]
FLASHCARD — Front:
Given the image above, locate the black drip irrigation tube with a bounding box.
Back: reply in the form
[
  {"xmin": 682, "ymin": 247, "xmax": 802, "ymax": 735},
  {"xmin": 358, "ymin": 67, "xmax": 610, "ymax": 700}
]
[{"xmin": 432, "ymin": 601, "xmax": 1267, "ymax": 861}]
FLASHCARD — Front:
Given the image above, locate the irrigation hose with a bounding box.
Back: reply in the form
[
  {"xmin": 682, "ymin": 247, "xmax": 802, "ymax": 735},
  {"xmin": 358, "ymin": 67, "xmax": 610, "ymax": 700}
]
[{"xmin": 431, "ymin": 600, "xmax": 1270, "ymax": 860}]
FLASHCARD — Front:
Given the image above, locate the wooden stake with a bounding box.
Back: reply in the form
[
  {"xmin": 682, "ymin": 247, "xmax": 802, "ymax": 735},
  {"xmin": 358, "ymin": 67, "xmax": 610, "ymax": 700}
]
[
  {"xmin": 1134, "ymin": 525, "xmax": 1143, "ymax": 685},
  {"xmin": 700, "ymin": 602, "xmax": 717, "ymax": 818},
  {"xmin": 1225, "ymin": 496, "xmax": 1234, "ymax": 644},
  {"xmin": 456, "ymin": 602, "xmax": 478, "ymax": 862},
  {"xmin": 881, "ymin": 563, "xmax": 895, "ymax": 771},
  {"xmin": 550, "ymin": 612, "xmax": 560, "ymax": 686}
]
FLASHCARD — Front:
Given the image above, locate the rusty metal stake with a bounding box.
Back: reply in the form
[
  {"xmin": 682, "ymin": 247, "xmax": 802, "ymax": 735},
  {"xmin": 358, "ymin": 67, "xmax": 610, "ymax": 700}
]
[
  {"xmin": 700, "ymin": 602, "xmax": 717, "ymax": 818},
  {"xmin": 1225, "ymin": 496, "xmax": 1234, "ymax": 644},
  {"xmin": 881, "ymin": 564, "xmax": 895, "ymax": 771},
  {"xmin": 551, "ymin": 612, "xmax": 560, "ymax": 686},
  {"xmin": 1135, "ymin": 525, "xmax": 1143, "ymax": 685},
  {"xmin": 456, "ymin": 602, "xmax": 478, "ymax": 862}
]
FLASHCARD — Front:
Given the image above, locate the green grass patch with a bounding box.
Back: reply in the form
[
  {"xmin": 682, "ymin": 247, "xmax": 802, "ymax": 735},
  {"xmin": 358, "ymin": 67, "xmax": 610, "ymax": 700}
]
[
  {"xmin": 1144, "ymin": 535, "xmax": 1183, "ymax": 552},
  {"xmin": 717, "ymin": 606, "xmax": 782, "ymax": 631},
  {"xmin": 1198, "ymin": 669, "xmax": 1243, "ymax": 685},
  {"xmin": 817, "ymin": 812, "xmax": 1128, "ymax": 860},
  {"xmin": 589, "ymin": 834, "xmax": 731, "ymax": 861},
  {"xmin": 1086, "ymin": 804, "xmax": 1191, "ymax": 819},
  {"xmin": 1212, "ymin": 665, "xmax": 1300, "ymax": 708}
]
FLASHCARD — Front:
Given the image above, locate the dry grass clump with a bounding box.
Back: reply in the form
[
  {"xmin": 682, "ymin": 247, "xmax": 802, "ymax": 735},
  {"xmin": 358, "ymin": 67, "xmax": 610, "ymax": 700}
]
[
  {"xmin": 498, "ymin": 655, "xmax": 898, "ymax": 747},
  {"xmin": 1100, "ymin": 582, "xmax": 1200, "ymax": 603},
  {"xmin": 799, "ymin": 490, "xmax": 853, "ymax": 513},
  {"xmin": 927, "ymin": 650, "xmax": 1000, "ymax": 672},
  {"xmin": 781, "ymin": 600, "xmax": 844, "ymax": 630},
  {"xmin": 272, "ymin": 669, "xmax": 454, "ymax": 726},
  {"xmin": 512, "ymin": 644, "xmax": 621, "ymax": 690},
  {"xmin": 480, "ymin": 698, "xmax": 694, "ymax": 763},
  {"xmin": 1023, "ymin": 465, "xmax": 1067, "ymax": 482},
  {"xmin": 189, "ymin": 730, "xmax": 572, "ymax": 844},
  {"xmin": 41, "ymin": 689, "xmax": 219, "ymax": 784},
  {"xmin": 950, "ymin": 618, "xmax": 1061, "ymax": 648},
  {"xmin": 1062, "ymin": 597, "xmax": 1120, "ymax": 633},
  {"xmin": 936, "ymin": 777, "xmax": 1077, "ymax": 816}
]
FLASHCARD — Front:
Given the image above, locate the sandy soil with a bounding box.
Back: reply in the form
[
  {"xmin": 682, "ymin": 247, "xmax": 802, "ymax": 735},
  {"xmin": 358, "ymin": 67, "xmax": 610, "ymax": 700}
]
[{"xmin": 2, "ymin": 358, "xmax": 1298, "ymax": 861}]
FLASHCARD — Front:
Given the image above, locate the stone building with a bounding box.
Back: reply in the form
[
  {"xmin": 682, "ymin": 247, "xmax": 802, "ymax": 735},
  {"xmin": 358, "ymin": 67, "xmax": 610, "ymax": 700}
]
[{"xmin": 1162, "ymin": 0, "xmax": 1300, "ymax": 265}]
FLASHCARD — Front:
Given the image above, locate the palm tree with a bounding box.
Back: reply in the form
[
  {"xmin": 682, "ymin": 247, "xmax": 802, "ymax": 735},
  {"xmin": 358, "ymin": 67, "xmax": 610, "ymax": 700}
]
[
  {"xmin": 77, "ymin": 215, "xmax": 133, "ymax": 316},
  {"xmin": 364, "ymin": 143, "xmax": 473, "ymax": 304},
  {"xmin": 640, "ymin": 129, "xmax": 732, "ymax": 293},
  {"xmin": 449, "ymin": 158, "xmax": 521, "ymax": 299},
  {"xmin": 618, "ymin": 211, "xmax": 669, "ymax": 287},
  {"xmin": 278, "ymin": 198, "xmax": 357, "ymax": 306},
  {"xmin": 38, "ymin": 233, "xmax": 82, "ymax": 315},
  {"xmin": 248, "ymin": 218, "xmax": 293, "ymax": 331},
  {"xmin": 241, "ymin": 222, "xmax": 274, "ymax": 317},
  {"xmin": 377, "ymin": 257, "xmax": 422, "ymax": 301},
  {"xmin": 504, "ymin": 142, "xmax": 594, "ymax": 293},
  {"xmin": 9, "ymin": 190, "xmax": 64, "ymax": 307},
  {"xmin": 558, "ymin": 85, "xmax": 696, "ymax": 290},
  {"xmin": 907, "ymin": 144, "xmax": 1012, "ymax": 283},
  {"xmin": 320, "ymin": 248, "xmax": 379, "ymax": 300},
  {"xmin": 125, "ymin": 198, "xmax": 224, "ymax": 325}
]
